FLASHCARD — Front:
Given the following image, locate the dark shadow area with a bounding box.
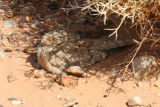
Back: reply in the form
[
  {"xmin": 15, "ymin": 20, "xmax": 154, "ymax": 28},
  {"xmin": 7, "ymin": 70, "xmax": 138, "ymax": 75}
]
[{"xmin": 85, "ymin": 41, "xmax": 160, "ymax": 78}]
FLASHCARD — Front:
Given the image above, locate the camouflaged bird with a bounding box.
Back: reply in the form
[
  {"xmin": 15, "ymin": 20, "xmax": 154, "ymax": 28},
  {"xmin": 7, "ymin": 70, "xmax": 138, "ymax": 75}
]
[{"xmin": 37, "ymin": 30, "xmax": 135, "ymax": 74}]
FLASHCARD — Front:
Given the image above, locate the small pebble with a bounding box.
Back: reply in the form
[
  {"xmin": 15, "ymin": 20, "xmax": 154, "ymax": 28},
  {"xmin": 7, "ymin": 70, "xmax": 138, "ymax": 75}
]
[
  {"xmin": 8, "ymin": 98, "xmax": 25, "ymax": 105},
  {"xmin": 62, "ymin": 98, "xmax": 79, "ymax": 107},
  {"xmin": 73, "ymin": 104, "xmax": 78, "ymax": 107},
  {"xmin": 127, "ymin": 96, "xmax": 143, "ymax": 106},
  {"xmin": 34, "ymin": 70, "xmax": 46, "ymax": 78},
  {"xmin": 154, "ymin": 80, "xmax": 160, "ymax": 88},
  {"xmin": 136, "ymin": 81, "xmax": 145, "ymax": 88},
  {"xmin": 107, "ymin": 79, "xmax": 113, "ymax": 85},
  {"xmin": 103, "ymin": 93, "xmax": 107, "ymax": 97},
  {"xmin": 56, "ymin": 94, "xmax": 62, "ymax": 100},
  {"xmin": 65, "ymin": 66, "xmax": 86, "ymax": 77},
  {"xmin": 116, "ymin": 78, "xmax": 121, "ymax": 82},
  {"xmin": 109, "ymin": 71, "xmax": 119, "ymax": 78}
]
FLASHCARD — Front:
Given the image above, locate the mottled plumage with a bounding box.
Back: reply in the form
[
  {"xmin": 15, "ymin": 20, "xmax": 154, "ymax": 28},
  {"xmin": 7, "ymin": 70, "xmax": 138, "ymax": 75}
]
[{"xmin": 37, "ymin": 30, "xmax": 135, "ymax": 74}]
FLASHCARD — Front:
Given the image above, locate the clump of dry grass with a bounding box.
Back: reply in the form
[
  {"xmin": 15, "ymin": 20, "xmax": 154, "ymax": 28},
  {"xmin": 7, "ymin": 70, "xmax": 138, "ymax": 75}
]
[{"xmin": 82, "ymin": 0, "xmax": 160, "ymax": 40}]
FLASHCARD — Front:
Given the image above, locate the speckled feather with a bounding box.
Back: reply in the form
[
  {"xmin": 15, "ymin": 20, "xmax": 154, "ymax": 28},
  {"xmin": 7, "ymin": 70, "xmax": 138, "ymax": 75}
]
[{"xmin": 37, "ymin": 30, "xmax": 135, "ymax": 74}]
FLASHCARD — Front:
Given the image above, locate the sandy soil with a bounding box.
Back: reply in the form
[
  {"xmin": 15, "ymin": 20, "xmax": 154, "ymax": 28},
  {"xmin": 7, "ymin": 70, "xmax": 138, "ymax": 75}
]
[
  {"xmin": 0, "ymin": 52, "xmax": 160, "ymax": 107},
  {"xmin": 0, "ymin": 0, "xmax": 160, "ymax": 107}
]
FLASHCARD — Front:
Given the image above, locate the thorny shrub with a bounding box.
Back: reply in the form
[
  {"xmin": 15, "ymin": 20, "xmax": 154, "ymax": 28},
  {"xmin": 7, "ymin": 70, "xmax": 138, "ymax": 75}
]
[{"xmin": 82, "ymin": 0, "xmax": 160, "ymax": 40}]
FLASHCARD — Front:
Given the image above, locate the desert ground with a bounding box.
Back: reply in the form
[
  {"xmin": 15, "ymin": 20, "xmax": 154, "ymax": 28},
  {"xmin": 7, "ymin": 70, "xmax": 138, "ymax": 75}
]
[{"xmin": 0, "ymin": 0, "xmax": 160, "ymax": 107}]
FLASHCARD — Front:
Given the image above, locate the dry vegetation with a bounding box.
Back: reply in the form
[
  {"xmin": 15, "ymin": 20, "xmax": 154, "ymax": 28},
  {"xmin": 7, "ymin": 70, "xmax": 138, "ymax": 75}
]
[
  {"xmin": 80, "ymin": 0, "xmax": 160, "ymax": 75},
  {"xmin": 82, "ymin": 0, "xmax": 160, "ymax": 40}
]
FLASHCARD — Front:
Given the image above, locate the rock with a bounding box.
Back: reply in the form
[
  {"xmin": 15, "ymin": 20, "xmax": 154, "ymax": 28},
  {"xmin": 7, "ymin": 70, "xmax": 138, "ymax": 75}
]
[
  {"xmin": 55, "ymin": 72, "xmax": 78, "ymax": 87},
  {"xmin": 8, "ymin": 98, "xmax": 25, "ymax": 105},
  {"xmin": 116, "ymin": 77, "xmax": 121, "ymax": 82},
  {"xmin": 108, "ymin": 71, "xmax": 119, "ymax": 78},
  {"xmin": 107, "ymin": 79, "xmax": 114, "ymax": 85},
  {"xmin": 136, "ymin": 81, "xmax": 145, "ymax": 88},
  {"xmin": 2, "ymin": 20, "xmax": 16, "ymax": 28},
  {"xmin": 73, "ymin": 104, "xmax": 78, "ymax": 107},
  {"xmin": 127, "ymin": 96, "xmax": 143, "ymax": 107},
  {"xmin": 56, "ymin": 94, "xmax": 62, "ymax": 100},
  {"xmin": 62, "ymin": 98, "xmax": 79, "ymax": 107},
  {"xmin": 103, "ymin": 93, "xmax": 107, "ymax": 97},
  {"xmin": 33, "ymin": 70, "xmax": 47, "ymax": 78},
  {"xmin": 24, "ymin": 69, "xmax": 46, "ymax": 78},
  {"xmin": 132, "ymin": 55, "xmax": 157, "ymax": 80},
  {"xmin": 154, "ymin": 80, "xmax": 160, "ymax": 88},
  {"xmin": 65, "ymin": 66, "xmax": 86, "ymax": 77},
  {"xmin": 7, "ymin": 74, "xmax": 17, "ymax": 83}
]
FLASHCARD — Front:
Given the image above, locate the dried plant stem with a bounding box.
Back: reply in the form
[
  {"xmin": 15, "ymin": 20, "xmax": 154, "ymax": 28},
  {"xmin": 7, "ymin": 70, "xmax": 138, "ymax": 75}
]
[
  {"xmin": 105, "ymin": 15, "xmax": 127, "ymax": 40},
  {"xmin": 122, "ymin": 24, "xmax": 154, "ymax": 77}
]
